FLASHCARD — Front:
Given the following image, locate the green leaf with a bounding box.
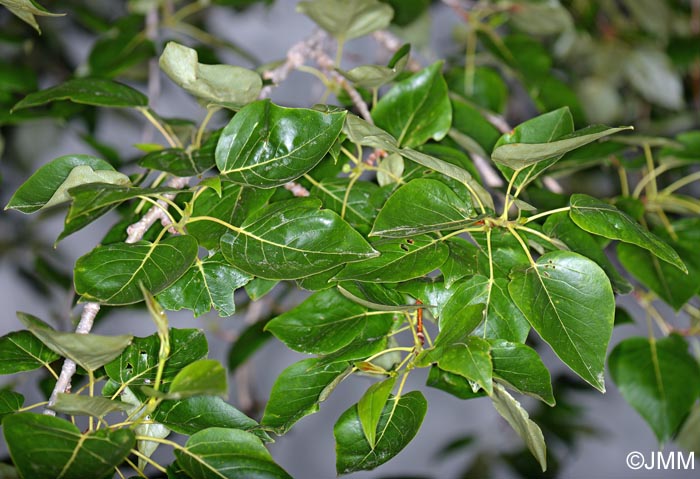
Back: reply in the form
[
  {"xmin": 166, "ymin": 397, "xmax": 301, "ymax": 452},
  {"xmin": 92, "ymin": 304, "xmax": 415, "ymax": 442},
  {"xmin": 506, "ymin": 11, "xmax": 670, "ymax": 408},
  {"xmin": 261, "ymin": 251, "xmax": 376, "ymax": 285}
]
[
  {"xmin": 426, "ymin": 366, "xmax": 485, "ymax": 400},
  {"xmin": 624, "ymin": 48, "xmax": 683, "ymax": 110},
  {"xmin": 337, "ymin": 44, "xmax": 410, "ymax": 89},
  {"xmin": 175, "ymin": 428, "xmax": 291, "ymax": 479},
  {"xmin": 447, "ymin": 275, "xmax": 530, "ymax": 343},
  {"xmin": 262, "ymin": 358, "xmax": 351, "ymax": 434},
  {"xmin": 187, "ymin": 181, "xmax": 273, "ymax": 250},
  {"xmin": 155, "ymin": 396, "xmax": 268, "ymax": 440},
  {"xmin": 159, "ymin": 359, "xmax": 227, "ymax": 400},
  {"xmin": 50, "ymin": 393, "xmax": 131, "ymax": 417},
  {"xmin": 297, "ymin": 0, "xmax": 393, "ymax": 41},
  {"xmin": 489, "ymin": 383, "xmax": 547, "ymax": 472},
  {"xmin": 0, "ymin": 330, "xmax": 60, "ymax": 374},
  {"xmin": 569, "ymin": 193, "xmax": 686, "ymax": 272},
  {"xmin": 446, "ymin": 66, "xmax": 508, "ymax": 114},
  {"xmin": 678, "ymin": 404, "xmax": 700, "ymax": 454},
  {"xmin": 373, "ymin": 62, "xmax": 451, "ymax": 148},
  {"xmin": 74, "ymin": 235, "xmax": 199, "ymax": 305},
  {"xmin": 227, "ymin": 320, "xmax": 272, "ymax": 373},
  {"xmin": 420, "ymin": 336, "xmax": 493, "ymax": 394},
  {"xmin": 492, "ymin": 124, "xmax": 631, "ymax": 170},
  {"xmin": 12, "ymin": 78, "xmax": 148, "ymax": 110},
  {"xmin": 440, "ymin": 237, "xmax": 479, "ymax": 288},
  {"xmin": 609, "ymin": 335, "xmax": 700, "ymax": 442},
  {"xmin": 0, "ymin": 0, "xmax": 63, "ymax": 33},
  {"xmin": 139, "ymin": 148, "xmax": 214, "ymax": 177},
  {"xmin": 160, "ymin": 42, "xmax": 262, "ymax": 108},
  {"xmin": 334, "ymin": 235, "xmax": 448, "ymax": 283},
  {"xmin": 509, "ymin": 1, "xmax": 573, "ymax": 35},
  {"xmin": 309, "ymin": 178, "xmax": 384, "ymax": 234},
  {"xmin": 371, "ymin": 178, "xmax": 474, "ymax": 237},
  {"xmin": 489, "ymin": 339, "xmax": 554, "ymax": 406},
  {"xmin": 3, "ymin": 413, "xmax": 135, "ymax": 479},
  {"xmin": 508, "ymin": 251, "xmax": 615, "ymax": 392},
  {"xmin": 158, "ymin": 254, "xmax": 252, "ymax": 318},
  {"xmin": 265, "ymin": 288, "xmax": 393, "ymax": 354},
  {"xmin": 335, "ymin": 391, "xmax": 427, "ymax": 474},
  {"xmin": 543, "ymin": 212, "xmax": 633, "ymax": 294},
  {"xmin": 358, "ymin": 376, "xmax": 397, "ymax": 448},
  {"xmin": 449, "ymin": 99, "xmax": 501, "ymax": 156},
  {"xmin": 0, "ymin": 390, "xmax": 23, "ymax": 420},
  {"xmin": 216, "ymin": 100, "xmax": 346, "ymax": 188},
  {"xmin": 220, "ymin": 198, "xmax": 376, "ymax": 280},
  {"xmin": 6, "ymin": 155, "xmax": 127, "ymax": 213},
  {"xmin": 105, "ymin": 329, "xmax": 208, "ymax": 386},
  {"xmin": 86, "ymin": 14, "xmax": 155, "ymax": 78}
]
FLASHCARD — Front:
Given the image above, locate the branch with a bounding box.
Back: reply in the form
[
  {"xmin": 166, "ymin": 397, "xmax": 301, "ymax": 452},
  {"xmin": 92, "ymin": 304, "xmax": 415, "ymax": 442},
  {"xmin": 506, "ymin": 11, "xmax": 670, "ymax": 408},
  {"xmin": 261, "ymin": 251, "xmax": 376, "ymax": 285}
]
[{"xmin": 44, "ymin": 175, "xmax": 190, "ymax": 415}]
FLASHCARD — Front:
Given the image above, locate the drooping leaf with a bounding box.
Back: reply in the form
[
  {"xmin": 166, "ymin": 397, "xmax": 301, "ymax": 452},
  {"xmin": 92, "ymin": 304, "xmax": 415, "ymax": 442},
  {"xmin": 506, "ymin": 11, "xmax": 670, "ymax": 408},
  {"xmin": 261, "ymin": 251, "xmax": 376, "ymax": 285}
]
[
  {"xmin": 265, "ymin": 288, "xmax": 393, "ymax": 354},
  {"xmin": 0, "ymin": 330, "xmax": 60, "ymax": 374},
  {"xmin": 49, "ymin": 393, "xmax": 131, "ymax": 417},
  {"xmin": 158, "ymin": 254, "xmax": 252, "ymax": 318},
  {"xmin": 543, "ymin": 212, "xmax": 633, "ymax": 294},
  {"xmin": 219, "ymin": 198, "xmax": 377, "ymax": 280},
  {"xmin": 3, "ymin": 413, "xmax": 135, "ymax": 479},
  {"xmin": 489, "ymin": 383, "xmax": 547, "ymax": 472},
  {"xmin": 334, "ymin": 235, "xmax": 448, "ymax": 283},
  {"xmin": 489, "ymin": 339, "xmax": 554, "ymax": 406},
  {"xmin": 358, "ymin": 376, "xmax": 397, "ymax": 448},
  {"xmin": 569, "ymin": 193, "xmax": 686, "ymax": 271},
  {"xmin": 216, "ymin": 100, "xmax": 346, "ymax": 187},
  {"xmin": 0, "ymin": 390, "xmax": 23, "ymax": 420},
  {"xmin": 74, "ymin": 235, "xmax": 199, "ymax": 305},
  {"xmin": 337, "ymin": 43, "xmax": 410, "ymax": 89},
  {"xmin": 508, "ymin": 251, "xmax": 614, "ymax": 392},
  {"xmin": 155, "ymin": 396, "xmax": 268, "ymax": 440},
  {"xmin": 105, "ymin": 329, "xmax": 208, "ymax": 387},
  {"xmin": 335, "ymin": 391, "xmax": 427, "ymax": 474},
  {"xmin": 12, "ymin": 77, "xmax": 148, "ymax": 110},
  {"xmin": 371, "ymin": 178, "xmax": 475, "ymax": 237},
  {"xmin": 0, "ymin": 0, "xmax": 64, "ymax": 33},
  {"xmin": 6, "ymin": 155, "xmax": 127, "ymax": 213},
  {"xmin": 160, "ymin": 42, "xmax": 262, "ymax": 108},
  {"xmin": 297, "ymin": 0, "xmax": 393, "ymax": 41},
  {"xmin": 262, "ymin": 358, "xmax": 351, "ymax": 434},
  {"xmin": 373, "ymin": 62, "xmax": 451, "ymax": 148},
  {"xmin": 609, "ymin": 335, "xmax": 700, "ymax": 442},
  {"xmin": 175, "ymin": 428, "xmax": 291, "ymax": 479},
  {"xmin": 426, "ymin": 366, "xmax": 485, "ymax": 400}
]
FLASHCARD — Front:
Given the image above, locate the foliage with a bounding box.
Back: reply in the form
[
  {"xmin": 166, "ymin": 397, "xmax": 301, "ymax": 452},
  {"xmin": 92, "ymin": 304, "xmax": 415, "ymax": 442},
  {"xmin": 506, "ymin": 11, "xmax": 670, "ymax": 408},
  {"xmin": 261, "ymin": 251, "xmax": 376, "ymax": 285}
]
[{"xmin": 1, "ymin": 0, "xmax": 699, "ymax": 478}]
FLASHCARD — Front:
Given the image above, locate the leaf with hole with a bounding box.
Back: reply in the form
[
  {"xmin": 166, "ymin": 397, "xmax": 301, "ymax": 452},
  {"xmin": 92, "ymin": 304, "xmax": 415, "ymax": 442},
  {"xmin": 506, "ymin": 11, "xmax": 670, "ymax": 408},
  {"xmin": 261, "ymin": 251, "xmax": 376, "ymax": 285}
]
[
  {"xmin": 74, "ymin": 235, "xmax": 199, "ymax": 305},
  {"xmin": 508, "ymin": 251, "xmax": 614, "ymax": 392}
]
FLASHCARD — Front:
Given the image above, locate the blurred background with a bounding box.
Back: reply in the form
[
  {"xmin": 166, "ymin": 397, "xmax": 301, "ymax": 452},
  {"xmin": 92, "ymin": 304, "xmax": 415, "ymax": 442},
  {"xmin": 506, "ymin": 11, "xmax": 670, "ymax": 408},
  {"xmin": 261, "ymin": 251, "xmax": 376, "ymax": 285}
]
[{"xmin": 1, "ymin": 1, "xmax": 699, "ymax": 478}]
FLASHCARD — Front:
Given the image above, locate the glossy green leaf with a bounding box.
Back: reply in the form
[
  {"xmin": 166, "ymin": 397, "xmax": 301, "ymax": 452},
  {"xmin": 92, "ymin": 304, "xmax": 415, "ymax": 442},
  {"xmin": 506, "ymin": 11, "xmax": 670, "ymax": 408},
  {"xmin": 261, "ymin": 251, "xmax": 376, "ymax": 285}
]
[
  {"xmin": 543, "ymin": 212, "xmax": 633, "ymax": 294},
  {"xmin": 371, "ymin": 178, "xmax": 474, "ymax": 237},
  {"xmin": 420, "ymin": 336, "xmax": 493, "ymax": 394},
  {"xmin": 216, "ymin": 100, "xmax": 346, "ymax": 187},
  {"xmin": 508, "ymin": 251, "xmax": 615, "ymax": 392},
  {"xmin": 74, "ymin": 235, "xmax": 199, "ymax": 305},
  {"xmin": 220, "ymin": 198, "xmax": 376, "ymax": 280},
  {"xmin": 609, "ymin": 335, "xmax": 700, "ymax": 442},
  {"xmin": 262, "ymin": 358, "xmax": 351, "ymax": 434},
  {"xmin": 490, "ymin": 383, "xmax": 547, "ymax": 472},
  {"xmin": 309, "ymin": 178, "xmax": 384, "ymax": 234},
  {"xmin": 139, "ymin": 148, "xmax": 214, "ymax": 177},
  {"xmin": 569, "ymin": 193, "xmax": 686, "ymax": 272},
  {"xmin": 175, "ymin": 428, "xmax": 291, "ymax": 479},
  {"xmin": 447, "ymin": 275, "xmax": 530, "ymax": 343},
  {"xmin": 155, "ymin": 396, "xmax": 268, "ymax": 440},
  {"xmin": 13, "ymin": 77, "xmax": 147, "ymax": 110},
  {"xmin": 187, "ymin": 181, "xmax": 273, "ymax": 250},
  {"xmin": 397, "ymin": 278, "xmax": 454, "ymax": 319},
  {"xmin": 492, "ymin": 124, "xmax": 631, "ymax": 170},
  {"xmin": 160, "ymin": 42, "xmax": 262, "ymax": 108},
  {"xmin": 297, "ymin": 0, "xmax": 393, "ymax": 41},
  {"xmin": 337, "ymin": 44, "xmax": 410, "ymax": 89},
  {"xmin": 6, "ymin": 155, "xmax": 126, "ymax": 213},
  {"xmin": 334, "ymin": 235, "xmax": 448, "ymax": 283},
  {"xmin": 373, "ymin": 62, "xmax": 451, "ymax": 148},
  {"xmin": 50, "ymin": 393, "xmax": 131, "ymax": 417},
  {"xmin": 0, "ymin": 390, "xmax": 23, "ymax": 420},
  {"xmin": 266, "ymin": 288, "xmax": 393, "ymax": 354},
  {"xmin": 158, "ymin": 254, "xmax": 252, "ymax": 318},
  {"xmin": 0, "ymin": 0, "xmax": 63, "ymax": 33},
  {"xmin": 335, "ymin": 391, "xmax": 427, "ymax": 474},
  {"xmin": 337, "ymin": 282, "xmax": 412, "ymax": 311},
  {"xmin": 440, "ymin": 237, "xmax": 479, "ymax": 288},
  {"xmin": 3, "ymin": 413, "xmax": 135, "ymax": 479},
  {"xmin": 489, "ymin": 339, "xmax": 554, "ymax": 405},
  {"xmin": 426, "ymin": 366, "xmax": 485, "ymax": 400},
  {"xmin": 28, "ymin": 327, "xmax": 132, "ymax": 372},
  {"xmin": 161, "ymin": 359, "xmax": 227, "ymax": 400},
  {"xmin": 105, "ymin": 328, "xmax": 208, "ymax": 386},
  {"xmin": 358, "ymin": 376, "xmax": 396, "ymax": 448},
  {"xmin": 0, "ymin": 330, "xmax": 60, "ymax": 374}
]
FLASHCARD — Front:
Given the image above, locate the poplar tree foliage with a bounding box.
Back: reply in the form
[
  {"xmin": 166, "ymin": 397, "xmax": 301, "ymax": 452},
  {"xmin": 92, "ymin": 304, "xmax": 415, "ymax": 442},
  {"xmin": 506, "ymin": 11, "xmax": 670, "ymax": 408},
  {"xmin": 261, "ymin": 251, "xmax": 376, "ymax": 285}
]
[{"xmin": 1, "ymin": 0, "xmax": 700, "ymax": 477}]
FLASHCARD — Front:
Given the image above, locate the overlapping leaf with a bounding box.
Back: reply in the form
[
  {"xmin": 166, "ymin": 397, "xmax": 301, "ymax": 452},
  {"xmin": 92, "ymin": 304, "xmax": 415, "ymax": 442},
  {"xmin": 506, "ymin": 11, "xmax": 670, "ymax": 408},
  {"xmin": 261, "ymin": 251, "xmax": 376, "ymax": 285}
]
[
  {"xmin": 12, "ymin": 78, "xmax": 148, "ymax": 110},
  {"xmin": 297, "ymin": 0, "xmax": 393, "ymax": 41}
]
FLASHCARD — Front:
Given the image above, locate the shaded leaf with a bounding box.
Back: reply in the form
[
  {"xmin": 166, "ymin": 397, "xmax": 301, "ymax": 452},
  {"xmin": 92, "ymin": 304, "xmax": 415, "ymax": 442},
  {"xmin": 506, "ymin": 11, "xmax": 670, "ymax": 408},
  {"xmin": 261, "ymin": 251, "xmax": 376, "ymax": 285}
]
[
  {"xmin": 337, "ymin": 44, "xmax": 410, "ymax": 89},
  {"xmin": 489, "ymin": 339, "xmax": 554, "ymax": 405},
  {"xmin": 0, "ymin": 390, "xmax": 23, "ymax": 420},
  {"xmin": 0, "ymin": 330, "xmax": 60, "ymax": 374},
  {"xmin": 13, "ymin": 78, "xmax": 147, "ymax": 110},
  {"xmin": 50, "ymin": 393, "xmax": 131, "ymax": 417},
  {"xmin": 358, "ymin": 376, "xmax": 396, "ymax": 447},
  {"xmin": 153, "ymin": 359, "xmax": 227, "ymax": 400},
  {"xmin": 297, "ymin": 0, "xmax": 393, "ymax": 40},
  {"xmin": 227, "ymin": 320, "xmax": 272, "ymax": 372},
  {"xmin": 427, "ymin": 366, "xmax": 485, "ymax": 400}
]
